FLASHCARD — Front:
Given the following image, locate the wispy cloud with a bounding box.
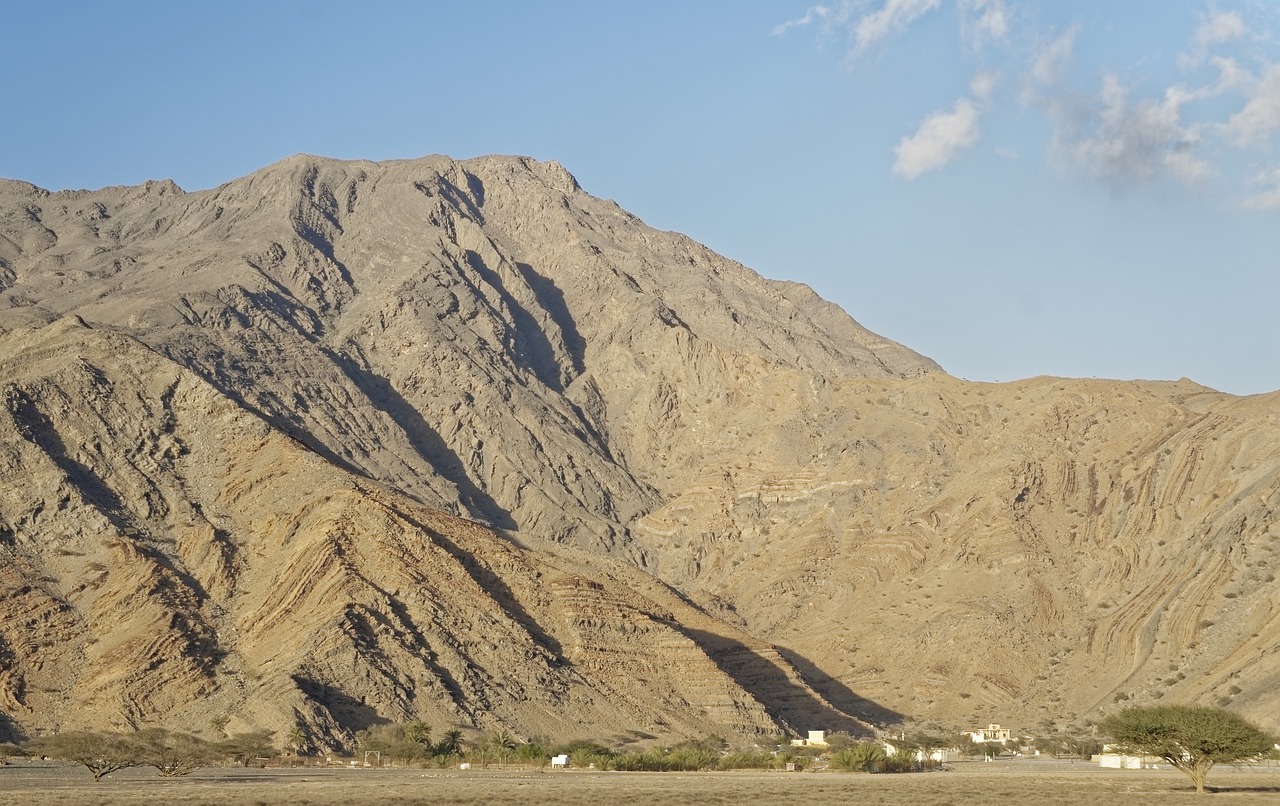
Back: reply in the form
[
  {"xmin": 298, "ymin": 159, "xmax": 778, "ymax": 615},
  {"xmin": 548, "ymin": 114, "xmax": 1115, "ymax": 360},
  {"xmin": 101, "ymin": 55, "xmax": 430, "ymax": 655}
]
[
  {"xmin": 772, "ymin": 4, "xmax": 835, "ymax": 36},
  {"xmin": 1051, "ymin": 76, "xmax": 1209, "ymax": 186},
  {"xmin": 960, "ymin": 0, "xmax": 1009, "ymax": 48},
  {"xmin": 1242, "ymin": 165, "xmax": 1280, "ymax": 209},
  {"xmin": 1031, "ymin": 26, "xmax": 1079, "ymax": 86},
  {"xmin": 854, "ymin": 0, "xmax": 943, "ymax": 52},
  {"xmin": 1224, "ymin": 64, "xmax": 1280, "ymax": 146},
  {"xmin": 777, "ymin": 1, "xmax": 1279, "ymax": 206},
  {"xmin": 1182, "ymin": 9, "xmax": 1246, "ymax": 67},
  {"xmin": 970, "ymin": 69, "xmax": 1000, "ymax": 100},
  {"xmin": 893, "ymin": 97, "xmax": 982, "ymax": 179}
]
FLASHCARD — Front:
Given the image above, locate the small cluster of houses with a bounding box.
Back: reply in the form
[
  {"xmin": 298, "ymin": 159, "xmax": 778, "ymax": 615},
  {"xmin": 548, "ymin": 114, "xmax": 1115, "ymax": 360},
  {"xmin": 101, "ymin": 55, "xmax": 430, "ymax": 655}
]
[
  {"xmin": 523, "ymin": 721, "xmax": 1238, "ymax": 771},
  {"xmin": 789, "ymin": 723, "xmax": 1130, "ymax": 768}
]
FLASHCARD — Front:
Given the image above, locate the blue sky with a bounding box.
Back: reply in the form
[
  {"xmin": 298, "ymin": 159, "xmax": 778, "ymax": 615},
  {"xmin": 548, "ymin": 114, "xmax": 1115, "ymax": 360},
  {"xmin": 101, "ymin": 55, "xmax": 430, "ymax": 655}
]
[{"xmin": 3, "ymin": 1, "xmax": 1278, "ymax": 394}]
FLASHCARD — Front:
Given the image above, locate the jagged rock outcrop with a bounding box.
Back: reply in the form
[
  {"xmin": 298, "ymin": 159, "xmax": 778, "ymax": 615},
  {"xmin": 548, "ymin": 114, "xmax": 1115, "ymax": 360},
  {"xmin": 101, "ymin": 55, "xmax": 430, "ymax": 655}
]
[{"xmin": 0, "ymin": 154, "xmax": 1276, "ymax": 745}]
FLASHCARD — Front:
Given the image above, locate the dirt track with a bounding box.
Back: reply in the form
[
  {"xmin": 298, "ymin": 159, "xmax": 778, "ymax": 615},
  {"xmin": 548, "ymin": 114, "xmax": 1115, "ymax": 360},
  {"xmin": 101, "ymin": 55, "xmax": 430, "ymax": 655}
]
[{"xmin": 2, "ymin": 760, "xmax": 1279, "ymax": 806}]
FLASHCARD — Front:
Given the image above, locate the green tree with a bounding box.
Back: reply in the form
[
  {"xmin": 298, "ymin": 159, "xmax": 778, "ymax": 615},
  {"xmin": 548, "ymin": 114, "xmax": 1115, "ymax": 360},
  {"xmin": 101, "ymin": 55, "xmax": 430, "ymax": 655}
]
[
  {"xmin": 355, "ymin": 723, "xmax": 434, "ymax": 766},
  {"xmin": 1100, "ymin": 705, "xmax": 1275, "ymax": 795},
  {"xmin": 515, "ymin": 739, "xmax": 547, "ymax": 763},
  {"xmin": 404, "ymin": 721, "xmax": 432, "ymax": 751},
  {"xmin": 435, "ymin": 728, "xmax": 464, "ymax": 757},
  {"xmin": 486, "ymin": 729, "xmax": 518, "ymax": 752},
  {"xmin": 28, "ymin": 731, "xmax": 144, "ymax": 782},
  {"xmin": 284, "ymin": 725, "xmax": 307, "ymax": 757},
  {"xmin": 952, "ymin": 734, "xmax": 979, "ymax": 757},
  {"xmin": 216, "ymin": 731, "xmax": 276, "ymax": 767},
  {"xmin": 906, "ymin": 733, "xmax": 948, "ymax": 767},
  {"xmin": 136, "ymin": 729, "xmax": 217, "ymax": 776}
]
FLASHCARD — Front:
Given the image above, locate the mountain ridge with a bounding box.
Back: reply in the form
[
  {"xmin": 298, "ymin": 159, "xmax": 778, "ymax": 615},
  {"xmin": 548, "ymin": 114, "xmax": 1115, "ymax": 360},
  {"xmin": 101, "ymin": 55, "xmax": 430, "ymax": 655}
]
[{"xmin": 0, "ymin": 154, "xmax": 1275, "ymax": 747}]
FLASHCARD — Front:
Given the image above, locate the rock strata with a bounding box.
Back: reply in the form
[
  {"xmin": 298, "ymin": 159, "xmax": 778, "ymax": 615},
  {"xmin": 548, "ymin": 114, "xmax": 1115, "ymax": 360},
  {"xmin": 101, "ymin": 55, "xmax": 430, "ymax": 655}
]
[{"xmin": 0, "ymin": 155, "xmax": 1276, "ymax": 745}]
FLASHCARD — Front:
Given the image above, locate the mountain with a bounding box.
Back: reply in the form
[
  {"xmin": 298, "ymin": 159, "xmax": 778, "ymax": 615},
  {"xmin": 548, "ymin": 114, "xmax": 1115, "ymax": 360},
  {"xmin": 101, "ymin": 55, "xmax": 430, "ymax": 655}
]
[{"xmin": 0, "ymin": 155, "xmax": 1275, "ymax": 748}]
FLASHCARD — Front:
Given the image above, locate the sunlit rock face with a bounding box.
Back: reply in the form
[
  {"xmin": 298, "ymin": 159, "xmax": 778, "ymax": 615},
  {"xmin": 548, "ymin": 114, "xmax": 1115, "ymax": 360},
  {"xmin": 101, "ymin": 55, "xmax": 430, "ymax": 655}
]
[{"xmin": 0, "ymin": 155, "xmax": 1275, "ymax": 747}]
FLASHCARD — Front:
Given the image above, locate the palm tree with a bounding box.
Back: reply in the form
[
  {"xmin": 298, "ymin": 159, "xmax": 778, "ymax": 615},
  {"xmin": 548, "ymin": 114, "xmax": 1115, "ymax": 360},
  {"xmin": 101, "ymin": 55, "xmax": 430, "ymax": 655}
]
[
  {"xmin": 405, "ymin": 721, "xmax": 432, "ymax": 750},
  {"xmin": 436, "ymin": 729, "xmax": 464, "ymax": 757},
  {"xmin": 285, "ymin": 725, "xmax": 306, "ymax": 756},
  {"xmin": 486, "ymin": 729, "xmax": 518, "ymax": 760}
]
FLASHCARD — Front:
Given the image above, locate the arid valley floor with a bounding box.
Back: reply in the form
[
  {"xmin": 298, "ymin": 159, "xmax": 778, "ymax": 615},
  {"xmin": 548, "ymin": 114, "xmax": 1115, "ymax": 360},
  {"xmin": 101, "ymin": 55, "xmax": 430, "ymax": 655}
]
[{"xmin": 2, "ymin": 761, "xmax": 1280, "ymax": 806}]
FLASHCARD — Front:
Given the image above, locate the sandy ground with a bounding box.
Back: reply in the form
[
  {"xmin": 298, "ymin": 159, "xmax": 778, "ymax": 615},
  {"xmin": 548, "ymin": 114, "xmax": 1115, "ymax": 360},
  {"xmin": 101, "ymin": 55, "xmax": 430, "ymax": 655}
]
[{"xmin": 1, "ymin": 759, "xmax": 1278, "ymax": 805}]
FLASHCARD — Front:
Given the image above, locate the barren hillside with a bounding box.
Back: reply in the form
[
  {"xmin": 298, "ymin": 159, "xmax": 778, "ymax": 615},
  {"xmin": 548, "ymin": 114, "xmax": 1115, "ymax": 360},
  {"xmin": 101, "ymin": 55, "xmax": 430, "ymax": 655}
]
[{"xmin": 0, "ymin": 155, "xmax": 1275, "ymax": 745}]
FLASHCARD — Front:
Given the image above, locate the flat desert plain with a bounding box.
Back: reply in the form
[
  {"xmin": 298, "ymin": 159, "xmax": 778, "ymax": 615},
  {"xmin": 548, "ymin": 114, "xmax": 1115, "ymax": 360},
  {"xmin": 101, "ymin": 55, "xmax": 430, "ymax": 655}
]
[{"xmin": 2, "ymin": 761, "xmax": 1279, "ymax": 806}]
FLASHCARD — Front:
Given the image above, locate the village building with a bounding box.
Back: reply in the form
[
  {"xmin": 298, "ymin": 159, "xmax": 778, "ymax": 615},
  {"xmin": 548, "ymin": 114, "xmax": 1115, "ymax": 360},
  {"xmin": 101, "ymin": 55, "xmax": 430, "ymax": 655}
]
[
  {"xmin": 963, "ymin": 724, "xmax": 1013, "ymax": 744},
  {"xmin": 790, "ymin": 730, "xmax": 828, "ymax": 747}
]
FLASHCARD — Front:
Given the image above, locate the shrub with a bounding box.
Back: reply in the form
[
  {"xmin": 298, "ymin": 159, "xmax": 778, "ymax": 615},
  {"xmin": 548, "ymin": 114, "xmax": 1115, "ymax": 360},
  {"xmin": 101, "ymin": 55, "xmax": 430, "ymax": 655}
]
[{"xmin": 830, "ymin": 741, "xmax": 887, "ymax": 772}]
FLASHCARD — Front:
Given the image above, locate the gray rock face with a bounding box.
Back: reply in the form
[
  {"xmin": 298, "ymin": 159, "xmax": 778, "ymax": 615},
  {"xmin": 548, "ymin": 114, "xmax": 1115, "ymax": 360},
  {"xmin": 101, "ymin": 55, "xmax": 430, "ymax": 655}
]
[{"xmin": 0, "ymin": 155, "xmax": 936, "ymax": 551}]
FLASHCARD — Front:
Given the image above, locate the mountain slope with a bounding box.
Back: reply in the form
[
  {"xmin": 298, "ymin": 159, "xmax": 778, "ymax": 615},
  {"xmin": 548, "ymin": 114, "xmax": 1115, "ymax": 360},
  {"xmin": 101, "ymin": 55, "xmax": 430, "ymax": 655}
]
[
  {"xmin": 0, "ymin": 315, "xmax": 869, "ymax": 746},
  {"xmin": 0, "ymin": 154, "xmax": 1276, "ymax": 743}
]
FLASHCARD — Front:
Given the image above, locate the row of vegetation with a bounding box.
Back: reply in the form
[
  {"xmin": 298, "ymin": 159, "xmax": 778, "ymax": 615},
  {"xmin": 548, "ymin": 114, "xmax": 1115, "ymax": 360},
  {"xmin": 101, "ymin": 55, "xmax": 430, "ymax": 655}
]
[
  {"xmin": 358, "ymin": 730, "xmax": 802, "ymax": 772},
  {"xmin": 4, "ymin": 705, "xmax": 1273, "ymax": 793},
  {"xmin": 0, "ymin": 728, "xmax": 276, "ymax": 782}
]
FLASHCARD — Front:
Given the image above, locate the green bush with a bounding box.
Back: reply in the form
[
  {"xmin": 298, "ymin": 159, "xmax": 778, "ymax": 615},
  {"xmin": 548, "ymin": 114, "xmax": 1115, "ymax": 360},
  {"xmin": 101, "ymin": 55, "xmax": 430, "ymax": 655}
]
[
  {"xmin": 830, "ymin": 741, "xmax": 887, "ymax": 773},
  {"xmin": 717, "ymin": 751, "xmax": 776, "ymax": 770}
]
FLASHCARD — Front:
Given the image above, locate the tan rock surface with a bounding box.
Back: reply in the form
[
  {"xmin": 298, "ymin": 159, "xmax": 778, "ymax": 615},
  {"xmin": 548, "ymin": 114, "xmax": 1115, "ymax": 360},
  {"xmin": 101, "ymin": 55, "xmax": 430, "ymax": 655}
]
[{"xmin": 0, "ymin": 155, "xmax": 1275, "ymax": 745}]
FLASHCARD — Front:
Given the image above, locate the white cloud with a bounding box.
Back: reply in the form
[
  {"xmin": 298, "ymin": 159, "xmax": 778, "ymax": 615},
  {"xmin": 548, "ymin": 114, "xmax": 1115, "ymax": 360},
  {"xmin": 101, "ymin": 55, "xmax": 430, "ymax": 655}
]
[
  {"xmin": 970, "ymin": 69, "xmax": 1000, "ymax": 100},
  {"xmin": 1031, "ymin": 26, "xmax": 1079, "ymax": 86},
  {"xmin": 854, "ymin": 0, "xmax": 942, "ymax": 52},
  {"xmin": 1225, "ymin": 64, "xmax": 1280, "ymax": 146},
  {"xmin": 1053, "ymin": 75, "xmax": 1210, "ymax": 186},
  {"xmin": 1242, "ymin": 166, "xmax": 1280, "ymax": 210},
  {"xmin": 1195, "ymin": 9, "xmax": 1245, "ymax": 48},
  {"xmin": 1206, "ymin": 56, "xmax": 1251, "ymax": 95},
  {"xmin": 1182, "ymin": 9, "xmax": 1247, "ymax": 68},
  {"xmin": 893, "ymin": 98, "xmax": 982, "ymax": 180},
  {"xmin": 772, "ymin": 4, "xmax": 833, "ymax": 36},
  {"xmin": 778, "ymin": 0, "xmax": 1278, "ymax": 200},
  {"xmin": 960, "ymin": 0, "xmax": 1009, "ymax": 48}
]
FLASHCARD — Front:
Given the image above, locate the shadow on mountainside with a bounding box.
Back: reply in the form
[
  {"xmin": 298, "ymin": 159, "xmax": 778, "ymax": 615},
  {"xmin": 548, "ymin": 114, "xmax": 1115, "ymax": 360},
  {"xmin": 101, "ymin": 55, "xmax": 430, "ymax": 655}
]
[
  {"xmin": 679, "ymin": 628, "xmax": 901, "ymax": 736},
  {"xmin": 329, "ymin": 351, "xmax": 517, "ymax": 531},
  {"xmin": 513, "ymin": 261, "xmax": 586, "ymax": 379},
  {"xmin": 0, "ymin": 708, "xmax": 25, "ymax": 744},
  {"xmin": 775, "ymin": 647, "xmax": 904, "ymax": 728},
  {"xmin": 463, "ymin": 251, "xmax": 569, "ymax": 393},
  {"xmin": 292, "ymin": 676, "xmax": 389, "ymax": 734}
]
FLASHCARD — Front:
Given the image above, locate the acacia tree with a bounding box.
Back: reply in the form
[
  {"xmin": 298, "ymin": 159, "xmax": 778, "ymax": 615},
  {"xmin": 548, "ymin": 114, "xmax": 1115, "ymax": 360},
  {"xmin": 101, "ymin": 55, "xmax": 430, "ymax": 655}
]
[
  {"xmin": 28, "ymin": 731, "xmax": 144, "ymax": 782},
  {"xmin": 1100, "ymin": 705, "xmax": 1275, "ymax": 795},
  {"xmin": 136, "ymin": 729, "xmax": 217, "ymax": 776}
]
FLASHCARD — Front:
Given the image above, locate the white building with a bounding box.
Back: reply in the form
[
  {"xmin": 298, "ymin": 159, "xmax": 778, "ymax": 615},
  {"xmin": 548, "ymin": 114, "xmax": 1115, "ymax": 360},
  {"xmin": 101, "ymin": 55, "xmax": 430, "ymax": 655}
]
[
  {"xmin": 790, "ymin": 730, "xmax": 828, "ymax": 747},
  {"xmin": 883, "ymin": 741, "xmax": 961, "ymax": 763},
  {"xmin": 1096, "ymin": 753, "xmax": 1151, "ymax": 769},
  {"xmin": 963, "ymin": 724, "xmax": 1012, "ymax": 744}
]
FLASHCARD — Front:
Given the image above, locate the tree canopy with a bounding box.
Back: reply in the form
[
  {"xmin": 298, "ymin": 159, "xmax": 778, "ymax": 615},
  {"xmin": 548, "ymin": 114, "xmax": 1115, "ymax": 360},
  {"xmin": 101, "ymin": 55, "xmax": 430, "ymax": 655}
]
[
  {"xmin": 28, "ymin": 731, "xmax": 144, "ymax": 782},
  {"xmin": 1100, "ymin": 705, "xmax": 1275, "ymax": 794}
]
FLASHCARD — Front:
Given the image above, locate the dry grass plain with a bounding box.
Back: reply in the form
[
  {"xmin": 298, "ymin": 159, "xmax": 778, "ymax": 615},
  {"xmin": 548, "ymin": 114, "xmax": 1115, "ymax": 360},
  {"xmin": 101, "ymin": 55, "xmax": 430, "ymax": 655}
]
[{"xmin": 2, "ymin": 760, "xmax": 1279, "ymax": 805}]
